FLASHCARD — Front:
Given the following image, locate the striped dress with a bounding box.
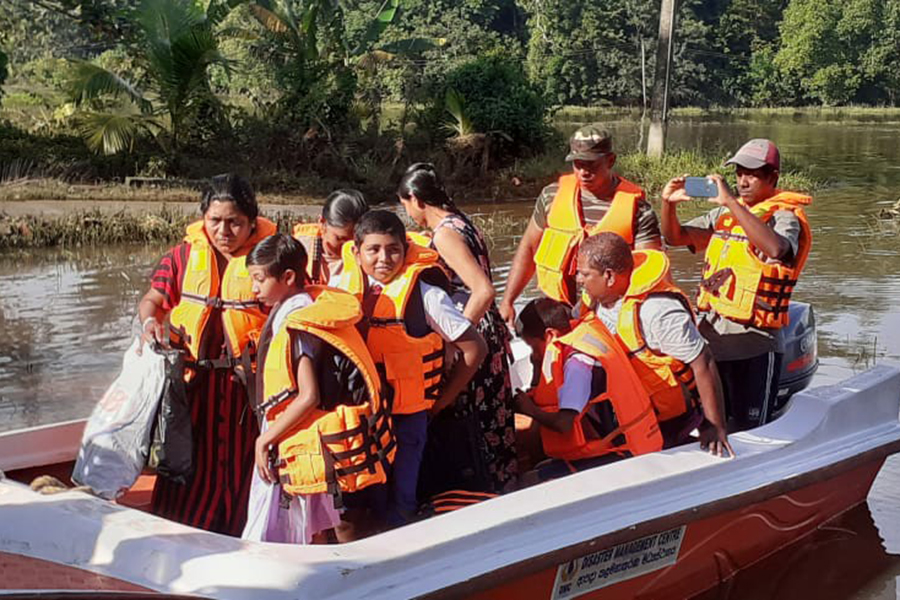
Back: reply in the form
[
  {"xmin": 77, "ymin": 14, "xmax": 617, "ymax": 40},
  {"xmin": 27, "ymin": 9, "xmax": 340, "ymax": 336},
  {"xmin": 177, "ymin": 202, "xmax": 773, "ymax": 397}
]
[{"xmin": 148, "ymin": 242, "xmax": 258, "ymax": 536}]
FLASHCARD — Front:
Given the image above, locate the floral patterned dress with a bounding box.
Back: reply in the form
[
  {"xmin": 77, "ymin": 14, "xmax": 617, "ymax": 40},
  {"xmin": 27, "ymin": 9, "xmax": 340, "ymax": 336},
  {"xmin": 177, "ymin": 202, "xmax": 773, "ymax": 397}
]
[{"xmin": 432, "ymin": 212, "xmax": 517, "ymax": 493}]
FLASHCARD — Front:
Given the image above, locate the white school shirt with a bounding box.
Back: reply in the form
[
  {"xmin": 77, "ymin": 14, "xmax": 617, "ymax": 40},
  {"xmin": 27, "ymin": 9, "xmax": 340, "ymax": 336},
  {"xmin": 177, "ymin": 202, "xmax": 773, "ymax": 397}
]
[{"xmin": 365, "ymin": 275, "xmax": 471, "ymax": 343}]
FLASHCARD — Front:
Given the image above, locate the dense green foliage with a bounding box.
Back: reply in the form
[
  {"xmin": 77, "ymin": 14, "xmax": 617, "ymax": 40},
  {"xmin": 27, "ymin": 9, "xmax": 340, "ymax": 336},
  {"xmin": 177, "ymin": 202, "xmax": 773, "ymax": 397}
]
[{"xmin": 1, "ymin": 0, "xmax": 898, "ymax": 186}]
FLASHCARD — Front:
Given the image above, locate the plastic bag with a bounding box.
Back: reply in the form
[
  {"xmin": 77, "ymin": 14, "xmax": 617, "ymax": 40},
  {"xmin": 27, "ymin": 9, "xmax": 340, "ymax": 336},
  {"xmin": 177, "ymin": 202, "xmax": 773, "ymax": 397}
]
[
  {"xmin": 72, "ymin": 338, "xmax": 166, "ymax": 499},
  {"xmin": 147, "ymin": 349, "xmax": 193, "ymax": 485}
]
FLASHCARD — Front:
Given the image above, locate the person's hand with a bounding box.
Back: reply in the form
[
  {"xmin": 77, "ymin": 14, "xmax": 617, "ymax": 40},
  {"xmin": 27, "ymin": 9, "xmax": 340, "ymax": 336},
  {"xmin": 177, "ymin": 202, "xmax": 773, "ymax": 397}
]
[
  {"xmin": 699, "ymin": 422, "xmax": 735, "ymax": 458},
  {"xmin": 429, "ymin": 393, "xmax": 454, "ymax": 418},
  {"xmin": 137, "ymin": 317, "xmax": 166, "ymax": 355},
  {"xmin": 498, "ymin": 300, "xmax": 516, "ymax": 331},
  {"xmin": 661, "ymin": 175, "xmax": 692, "ymax": 204},
  {"xmin": 514, "ymin": 389, "xmax": 535, "ymax": 417},
  {"xmin": 255, "ymin": 436, "xmax": 277, "ymax": 484},
  {"xmin": 707, "ymin": 174, "xmax": 738, "ymax": 208}
]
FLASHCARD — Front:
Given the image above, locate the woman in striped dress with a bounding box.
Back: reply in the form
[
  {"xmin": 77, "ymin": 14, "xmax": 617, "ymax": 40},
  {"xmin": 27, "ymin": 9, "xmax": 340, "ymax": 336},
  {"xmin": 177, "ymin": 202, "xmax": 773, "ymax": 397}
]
[{"xmin": 137, "ymin": 174, "xmax": 275, "ymax": 536}]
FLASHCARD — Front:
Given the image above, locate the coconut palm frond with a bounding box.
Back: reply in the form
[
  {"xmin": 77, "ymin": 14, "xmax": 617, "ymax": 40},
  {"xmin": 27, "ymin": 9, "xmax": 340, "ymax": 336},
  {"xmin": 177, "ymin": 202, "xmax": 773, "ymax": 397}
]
[
  {"xmin": 136, "ymin": 0, "xmax": 207, "ymax": 47},
  {"xmin": 68, "ymin": 61, "xmax": 151, "ymax": 113},
  {"xmin": 77, "ymin": 111, "xmax": 161, "ymax": 156}
]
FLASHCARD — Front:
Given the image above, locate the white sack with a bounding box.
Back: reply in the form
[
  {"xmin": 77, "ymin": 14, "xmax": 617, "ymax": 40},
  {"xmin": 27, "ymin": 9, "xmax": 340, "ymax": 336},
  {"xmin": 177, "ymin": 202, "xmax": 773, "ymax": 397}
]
[{"xmin": 72, "ymin": 338, "xmax": 166, "ymax": 499}]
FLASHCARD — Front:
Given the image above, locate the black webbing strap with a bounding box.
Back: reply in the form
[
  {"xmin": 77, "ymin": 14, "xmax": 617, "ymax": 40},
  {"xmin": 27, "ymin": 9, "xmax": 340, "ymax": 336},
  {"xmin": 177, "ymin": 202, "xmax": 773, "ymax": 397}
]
[
  {"xmin": 423, "ymin": 366, "xmax": 443, "ymax": 380},
  {"xmin": 321, "ymin": 446, "xmax": 343, "ymax": 510},
  {"xmin": 255, "ymin": 388, "xmax": 296, "ymax": 418},
  {"xmin": 238, "ymin": 342, "xmax": 257, "ymax": 412},
  {"xmin": 196, "ymin": 356, "xmax": 237, "ymax": 370},
  {"xmin": 369, "ymin": 317, "xmax": 404, "ymax": 326},
  {"xmin": 310, "ymin": 236, "xmax": 324, "ymax": 283},
  {"xmin": 422, "ymin": 348, "xmax": 444, "ymax": 363},
  {"xmin": 180, "ymin": 292, "xmax": 260, "ymax": 311},
  {"xmin": 424, "ymin": 383, "xmax": 442, "ymax": 401},
  {"xmin": 326, "ymin": 405, "xmax": 396, "ymax": 476},
  {"xmin": 626, "ymin": 343, "xmax": 649, "ymax": 358}
]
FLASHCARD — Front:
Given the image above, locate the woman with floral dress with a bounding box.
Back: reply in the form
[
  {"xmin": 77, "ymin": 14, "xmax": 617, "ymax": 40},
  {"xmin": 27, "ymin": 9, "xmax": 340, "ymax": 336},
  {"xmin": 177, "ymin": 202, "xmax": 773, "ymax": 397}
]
[{"xmin": 397, "ymin": 163, "xmax": 517, "ymax": 495}]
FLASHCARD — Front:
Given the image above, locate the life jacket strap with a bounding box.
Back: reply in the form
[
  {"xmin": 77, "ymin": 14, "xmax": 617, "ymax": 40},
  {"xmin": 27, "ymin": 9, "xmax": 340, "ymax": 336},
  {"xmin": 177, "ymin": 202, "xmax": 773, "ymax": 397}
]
[
  {"xmin": 181, "ymin": 292, "xmax": 261, "ymax": 311},
  {"xmin": 256, "ymin": 388, "xmax": 296, "ymax": 418}
]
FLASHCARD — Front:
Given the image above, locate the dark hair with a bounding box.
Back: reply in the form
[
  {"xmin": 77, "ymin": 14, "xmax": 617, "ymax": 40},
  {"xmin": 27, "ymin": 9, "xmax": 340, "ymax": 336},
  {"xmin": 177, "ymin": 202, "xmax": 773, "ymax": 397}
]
[
  {"xmin": 579, "ymin": 232, "xmax": 634, "ymax": 274},
  {"xmin": 515, "ymin": 298, "xmax": 573, "ymax": 339},
  {"xmin": 354, "ymin": 210, "xmax": 407, "ymax": 246},
  {"xmin": 200, "ymin": 173, "xmax": 259, "ymax": 221},
  {"xmin": 322, "ymin": 189, "xmax": 369, "ymax": 227},
  {"xmin": 397, "ymin": 163, "xmax": 459, "ymax": 213},
  {"xmin": 246, "ymin": 233, "xmax": 308, "ymax": 282}
]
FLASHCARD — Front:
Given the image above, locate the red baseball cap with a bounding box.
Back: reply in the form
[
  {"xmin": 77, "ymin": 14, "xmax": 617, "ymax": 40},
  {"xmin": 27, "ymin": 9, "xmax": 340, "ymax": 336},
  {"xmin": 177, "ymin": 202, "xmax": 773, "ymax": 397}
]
[{"xmin": 725, "ymin": 139, "xmax": 780, "ymax": 171}]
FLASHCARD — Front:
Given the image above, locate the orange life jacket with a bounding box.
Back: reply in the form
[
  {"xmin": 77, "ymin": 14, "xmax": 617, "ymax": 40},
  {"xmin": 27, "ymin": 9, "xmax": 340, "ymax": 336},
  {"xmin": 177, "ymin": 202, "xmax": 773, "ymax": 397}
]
[
  {"xmin": 340, "ymin": 239, "xmax": 446, "ymax": 414},
  {"xmin": 259, "ymin": 286, "xmax": 395, "ymax": 497},
  {"xmin": 533, "ymin": 174, "xmax": 644, "ymax": 305},
  {"xmin": 291, "ymin": 222, "xmax": 332, "ymax": 286},
  {"xmin": 168, "ymin": 218, "xmax": 277, "ymax": 373},
  {"xmin": 533, "ymin": 314, "xmax": 662, "ymax": 461},
  {"xmin": 696, "ymin": 191, "xmax": 813, "ymax": 329},
  {"xmin": 617, "ymin": 250, "xmax": 698, "ymax": 422}
]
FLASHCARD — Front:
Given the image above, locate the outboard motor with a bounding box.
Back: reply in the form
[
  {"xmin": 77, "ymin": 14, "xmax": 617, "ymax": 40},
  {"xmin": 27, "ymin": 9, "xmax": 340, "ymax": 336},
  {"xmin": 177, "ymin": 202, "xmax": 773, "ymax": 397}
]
[{"xmin": 771, "ymin": 301, "xmax": 818, "ymax": 418}]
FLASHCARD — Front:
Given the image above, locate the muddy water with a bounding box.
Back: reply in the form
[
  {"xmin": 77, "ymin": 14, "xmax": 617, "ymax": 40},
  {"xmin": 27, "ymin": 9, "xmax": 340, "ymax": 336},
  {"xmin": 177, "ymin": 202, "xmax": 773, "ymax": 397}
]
[{"xmin": 2, "ymin": 115, "xmax": 900, "ymax": 596}]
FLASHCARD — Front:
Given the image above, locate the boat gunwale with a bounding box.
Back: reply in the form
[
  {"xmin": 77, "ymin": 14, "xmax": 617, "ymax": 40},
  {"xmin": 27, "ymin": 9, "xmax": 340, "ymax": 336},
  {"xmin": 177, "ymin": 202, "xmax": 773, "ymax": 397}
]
[{"xmin": 416, "ymin": 436, "xmax": 900, "ymax": 599}]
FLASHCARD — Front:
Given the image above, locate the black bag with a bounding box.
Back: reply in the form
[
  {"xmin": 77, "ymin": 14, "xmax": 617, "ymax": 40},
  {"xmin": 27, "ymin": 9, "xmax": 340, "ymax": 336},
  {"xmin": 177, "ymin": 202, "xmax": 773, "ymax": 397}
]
[
  {"xmin": 417, "ymin": 408, "xmax": 492, "ymax": 501},
  {"xmin": 147, "ymin": 349, "xmax": 194, "ymax": 485}
]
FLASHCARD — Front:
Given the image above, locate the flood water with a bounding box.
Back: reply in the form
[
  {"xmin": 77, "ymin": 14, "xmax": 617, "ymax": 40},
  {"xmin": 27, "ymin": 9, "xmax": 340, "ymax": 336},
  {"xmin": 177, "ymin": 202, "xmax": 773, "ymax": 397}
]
[{"xmin": 2, "ymin": 114, "xmax": 900, "ymax": 597}]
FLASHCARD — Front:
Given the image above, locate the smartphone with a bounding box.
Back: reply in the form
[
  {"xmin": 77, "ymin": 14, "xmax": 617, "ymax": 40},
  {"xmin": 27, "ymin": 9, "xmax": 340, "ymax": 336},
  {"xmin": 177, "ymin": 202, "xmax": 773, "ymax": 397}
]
[{"xmin": 684, "ymin": 177, "xmax": 719, "ymax": 198}]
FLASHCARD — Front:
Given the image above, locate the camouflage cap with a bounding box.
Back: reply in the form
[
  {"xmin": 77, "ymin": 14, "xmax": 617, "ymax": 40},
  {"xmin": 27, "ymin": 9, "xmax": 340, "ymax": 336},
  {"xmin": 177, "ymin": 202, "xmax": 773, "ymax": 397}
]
[{"xmin": 565, "ymin": 123, "xmax": 613, "ymax": 161}]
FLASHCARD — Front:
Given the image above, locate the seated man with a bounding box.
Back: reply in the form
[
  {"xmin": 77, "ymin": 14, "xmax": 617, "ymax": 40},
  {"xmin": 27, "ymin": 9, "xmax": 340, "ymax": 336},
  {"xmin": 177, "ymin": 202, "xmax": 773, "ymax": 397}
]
[
  {"xmin": 514, "ymin": 295, "xmax": 662, "ymax": 482},
  {"xmin": 581, "ymin": 232, "xmax": 732, "ymax": 456}
]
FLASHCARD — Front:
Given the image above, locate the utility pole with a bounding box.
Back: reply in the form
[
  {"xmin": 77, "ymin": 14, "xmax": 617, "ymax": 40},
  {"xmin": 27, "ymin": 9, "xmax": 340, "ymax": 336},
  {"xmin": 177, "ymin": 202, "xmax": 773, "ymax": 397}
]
[{"xmin": 647, "ymin": 0, "xmax": 677, "ymax": 157}]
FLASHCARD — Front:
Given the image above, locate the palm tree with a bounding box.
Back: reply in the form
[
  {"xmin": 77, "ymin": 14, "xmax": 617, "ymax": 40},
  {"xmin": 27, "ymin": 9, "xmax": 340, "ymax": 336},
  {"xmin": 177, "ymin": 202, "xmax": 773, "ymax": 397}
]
[{"xmin": 68, "ymin": 0, "xmax": 235, "ymax": 159}]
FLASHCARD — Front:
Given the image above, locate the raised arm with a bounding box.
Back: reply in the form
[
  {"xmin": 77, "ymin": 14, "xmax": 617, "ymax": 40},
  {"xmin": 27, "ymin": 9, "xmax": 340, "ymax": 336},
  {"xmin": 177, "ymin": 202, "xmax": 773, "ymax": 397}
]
[
  {"xmin": 499, "ymin": 217, "xmax": 543, "ymax": 327},
  {"xmin": 433, "ymin": 226, "xmax": 495, "ymax": 323},
  {"xmin": 660, "ymin": 176, "xmax": 714, "ymax": 251},
  {"xmin": 707, "ymin": 175, "xmax": 792, "ymax": 260}
]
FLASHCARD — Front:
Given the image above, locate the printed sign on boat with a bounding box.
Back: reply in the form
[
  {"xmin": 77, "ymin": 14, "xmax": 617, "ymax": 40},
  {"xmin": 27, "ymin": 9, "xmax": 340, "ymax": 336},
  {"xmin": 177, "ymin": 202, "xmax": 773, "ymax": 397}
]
[{"xmin": 550, "ymin": 526, "xmax": 686, "ymax": 599}]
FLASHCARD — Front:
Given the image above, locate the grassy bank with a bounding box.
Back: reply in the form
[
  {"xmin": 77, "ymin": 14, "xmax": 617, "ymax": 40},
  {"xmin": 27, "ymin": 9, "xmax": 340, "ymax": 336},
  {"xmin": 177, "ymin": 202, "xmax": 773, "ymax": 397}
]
[
  {"xmin": 0, "ymin": 207, "xmax": 315, "ymax": 250},
  {"xmin": 0, "ymin": 179, "xmax": 324, "ymax": 205},
  {"xmin": 0, "ymin": 147, "xmax": 824, "ymax": 249}
]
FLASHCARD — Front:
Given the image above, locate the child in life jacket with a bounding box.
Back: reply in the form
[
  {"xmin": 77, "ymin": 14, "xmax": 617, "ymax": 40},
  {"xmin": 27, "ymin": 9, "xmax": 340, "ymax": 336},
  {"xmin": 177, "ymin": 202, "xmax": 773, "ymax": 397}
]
[
  {"xmin": 514, "ymin": 294, "xmax": 662, "ymax": 483},
  {"xmin": 339, "ymin": 210, "xmax": 488, "ymax": 526},
  {"xmin": 242, "ymin": 234, "xmax": 393, "ymax": 543}
]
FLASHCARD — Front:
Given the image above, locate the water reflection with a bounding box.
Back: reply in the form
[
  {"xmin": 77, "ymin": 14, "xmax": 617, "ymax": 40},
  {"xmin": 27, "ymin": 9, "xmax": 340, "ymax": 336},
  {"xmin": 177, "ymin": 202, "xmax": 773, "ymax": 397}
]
[{"xmin": 0, "ymin": 245, "xmax": 166, "ymax": 429}]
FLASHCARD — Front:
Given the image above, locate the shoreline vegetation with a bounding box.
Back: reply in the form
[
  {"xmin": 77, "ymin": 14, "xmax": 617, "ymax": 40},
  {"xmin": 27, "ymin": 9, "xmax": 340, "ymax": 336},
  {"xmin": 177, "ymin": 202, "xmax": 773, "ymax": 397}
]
[{"xmin": 0, "ymin": 145, "xmax": 823, "ymax": 250}]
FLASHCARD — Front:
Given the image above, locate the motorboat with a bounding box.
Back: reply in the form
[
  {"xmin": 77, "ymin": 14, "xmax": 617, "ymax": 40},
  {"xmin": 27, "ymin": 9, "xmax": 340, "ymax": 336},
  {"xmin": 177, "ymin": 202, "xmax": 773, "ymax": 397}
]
[{"xmin": 2, "ymin": 303, "xmax": 894, "ymax": 600}]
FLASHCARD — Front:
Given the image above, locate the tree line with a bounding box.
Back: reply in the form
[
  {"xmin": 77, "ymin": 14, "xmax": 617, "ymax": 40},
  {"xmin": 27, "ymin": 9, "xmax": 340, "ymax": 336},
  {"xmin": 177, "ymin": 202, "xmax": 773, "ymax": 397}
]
[{"xmin": 0, "ymin": 0, "xmax": 898, "ymax": 182}]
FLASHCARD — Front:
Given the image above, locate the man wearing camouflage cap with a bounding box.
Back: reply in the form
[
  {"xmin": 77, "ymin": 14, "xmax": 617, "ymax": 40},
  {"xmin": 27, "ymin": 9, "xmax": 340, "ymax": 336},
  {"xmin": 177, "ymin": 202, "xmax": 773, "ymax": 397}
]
[
  {"xmin": 499, "ymin": 124, "xmax": 662, "ymax": 325},
  {"xmin": 660, "ymin": 139, "xmax": 813, "ymax": 432}
]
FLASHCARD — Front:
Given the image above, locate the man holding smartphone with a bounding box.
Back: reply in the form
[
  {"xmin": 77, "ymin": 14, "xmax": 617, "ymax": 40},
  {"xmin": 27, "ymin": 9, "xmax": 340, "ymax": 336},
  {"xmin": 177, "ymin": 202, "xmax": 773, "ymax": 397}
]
[
  {"xmin": 659, "ymin": 139, "xmax": 813, "ymax": 432},
  {"xmin": 499, "ymin": 124, "xmax": 662, "ymax": 324}
]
